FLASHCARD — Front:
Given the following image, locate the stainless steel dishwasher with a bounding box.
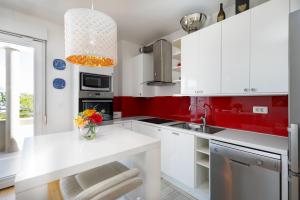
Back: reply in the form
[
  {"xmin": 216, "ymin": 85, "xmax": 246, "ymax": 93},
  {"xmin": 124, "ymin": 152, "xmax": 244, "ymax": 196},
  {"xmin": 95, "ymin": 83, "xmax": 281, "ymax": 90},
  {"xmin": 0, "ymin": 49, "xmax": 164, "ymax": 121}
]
[{"xmin": 210, "ymin": 140, "xmax": 281, "ymax": 200}]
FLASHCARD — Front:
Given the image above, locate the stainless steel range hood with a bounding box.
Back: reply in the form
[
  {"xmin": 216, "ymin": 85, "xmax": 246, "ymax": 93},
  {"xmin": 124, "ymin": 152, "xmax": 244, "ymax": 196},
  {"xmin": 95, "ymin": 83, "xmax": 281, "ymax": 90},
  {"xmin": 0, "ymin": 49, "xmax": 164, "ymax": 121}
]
[{"xmin": 139, "ymin": 39, "xmax": 175, "ymax": 86}]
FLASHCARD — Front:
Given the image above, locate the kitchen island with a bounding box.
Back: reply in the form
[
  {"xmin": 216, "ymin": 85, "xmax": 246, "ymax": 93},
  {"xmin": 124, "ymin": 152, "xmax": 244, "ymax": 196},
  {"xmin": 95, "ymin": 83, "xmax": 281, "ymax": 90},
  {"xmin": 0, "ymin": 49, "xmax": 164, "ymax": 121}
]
[{"xmin": 15, "ymin": 125, "xmax": 161, "ymax": 200}]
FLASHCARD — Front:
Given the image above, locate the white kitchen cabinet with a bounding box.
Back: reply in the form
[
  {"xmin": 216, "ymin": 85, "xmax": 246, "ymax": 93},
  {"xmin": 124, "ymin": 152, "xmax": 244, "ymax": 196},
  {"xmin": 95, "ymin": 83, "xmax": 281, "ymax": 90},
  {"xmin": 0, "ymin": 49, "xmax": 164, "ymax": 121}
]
[
  {"xmin": 174, "ymin": 131, "xmax": 195, "ymax": 188},
  {"xmin": 131, "ymin": 54, "xmax": 155, "ymax": 97},
  {"xmin": 161, "ymin": 129, "xmax": 195, "ymax": 188},
  {"xmin": 132, "ymin": 122, "xmax": 195, "ymax": 188},
  {"xmin": 250, "ymin": 0, "xmax": 289, "ymax": 94},
  {"xmin": 181, "ymin": 23, "xmax": 221, "ymax": 95},
  {"xmin": 221, "ymin": 11, "xmax": 251, "ymax": 94},
  {"xmin": 198, "ymin": 22, "xmax": 222, "ymax": 95},
  {"xmin": 180, "ymin": 0, "xmax": 289, "ymax": 96},
  {"xmin": 181, "ymin": 31, "xmax": 202, "ymax": 95},
  {"xmin": 161, "ymin": 129, "xmax": 177, "ymax": 178}
]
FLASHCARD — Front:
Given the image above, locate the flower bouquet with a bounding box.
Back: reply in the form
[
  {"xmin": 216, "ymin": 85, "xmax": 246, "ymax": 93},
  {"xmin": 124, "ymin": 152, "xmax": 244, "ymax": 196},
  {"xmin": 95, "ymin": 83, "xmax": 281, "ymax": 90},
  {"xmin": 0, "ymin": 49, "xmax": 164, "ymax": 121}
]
[{"xmin": 75, "ymin": 108, "xmax": 103, "ymax": 140}]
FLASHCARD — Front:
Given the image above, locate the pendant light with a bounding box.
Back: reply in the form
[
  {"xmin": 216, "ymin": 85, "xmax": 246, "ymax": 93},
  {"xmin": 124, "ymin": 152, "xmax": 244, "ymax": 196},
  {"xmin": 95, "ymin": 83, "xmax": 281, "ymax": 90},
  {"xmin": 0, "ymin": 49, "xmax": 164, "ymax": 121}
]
[{"xmin": 64, "ymin": 0, "xmax": 117, "ymax": 67}]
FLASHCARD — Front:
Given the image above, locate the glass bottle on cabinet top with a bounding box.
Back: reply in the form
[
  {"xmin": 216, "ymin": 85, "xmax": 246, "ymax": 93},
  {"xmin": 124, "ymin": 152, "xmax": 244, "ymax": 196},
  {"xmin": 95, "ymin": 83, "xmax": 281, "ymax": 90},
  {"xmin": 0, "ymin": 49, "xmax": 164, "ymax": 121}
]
[{"xmin": 217, "ymin": 3, "xmax": 226, "ymax": 22}]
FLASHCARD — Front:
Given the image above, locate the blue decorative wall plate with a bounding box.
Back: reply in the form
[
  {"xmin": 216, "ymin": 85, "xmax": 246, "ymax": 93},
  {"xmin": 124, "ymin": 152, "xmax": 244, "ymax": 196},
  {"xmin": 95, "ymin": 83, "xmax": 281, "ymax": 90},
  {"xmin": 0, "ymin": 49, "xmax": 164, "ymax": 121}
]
[
  {"xmin": 53, "ymin": 78, "xmax": 66, "ymax": 89},
  {"xmin": 53, "ymin": 59, "xmax": 66, "ymax": 70}
]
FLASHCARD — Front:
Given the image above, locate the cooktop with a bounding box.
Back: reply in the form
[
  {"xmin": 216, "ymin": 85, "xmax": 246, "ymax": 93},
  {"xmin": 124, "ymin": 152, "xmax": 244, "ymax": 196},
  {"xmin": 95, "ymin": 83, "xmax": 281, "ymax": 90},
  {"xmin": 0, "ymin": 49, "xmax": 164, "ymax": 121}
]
[{"xmin": 138, "ymin": 118, "xmax": 174, "ymax": 124}]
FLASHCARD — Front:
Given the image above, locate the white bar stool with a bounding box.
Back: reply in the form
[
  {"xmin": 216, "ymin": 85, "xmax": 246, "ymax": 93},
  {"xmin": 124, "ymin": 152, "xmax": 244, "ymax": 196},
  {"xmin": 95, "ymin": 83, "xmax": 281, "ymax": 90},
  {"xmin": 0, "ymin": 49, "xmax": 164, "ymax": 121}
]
[{"xmin": 59, "ymin": 162, "xmax": 143, "ymax": 200}]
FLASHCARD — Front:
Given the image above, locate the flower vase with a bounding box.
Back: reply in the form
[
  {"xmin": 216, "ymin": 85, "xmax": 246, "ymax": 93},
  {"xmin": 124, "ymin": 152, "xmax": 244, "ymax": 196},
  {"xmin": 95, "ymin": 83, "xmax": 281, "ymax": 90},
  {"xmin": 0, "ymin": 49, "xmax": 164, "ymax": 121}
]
[{"xmin": 79, "ymin": 126, "xmax": 98, "ymax": 140}]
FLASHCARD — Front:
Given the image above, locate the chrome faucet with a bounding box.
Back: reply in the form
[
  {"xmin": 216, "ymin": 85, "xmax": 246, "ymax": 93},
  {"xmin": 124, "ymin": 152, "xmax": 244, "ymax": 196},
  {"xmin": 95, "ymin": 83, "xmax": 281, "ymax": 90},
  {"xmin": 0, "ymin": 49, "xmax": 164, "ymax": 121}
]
[
  {"xmin": 200, "ymin": 105, "xmax": 209, "ymax": 127},
  {"xmin": 189, "ymin": 104, "xmax": 210, "ymax": 126}
]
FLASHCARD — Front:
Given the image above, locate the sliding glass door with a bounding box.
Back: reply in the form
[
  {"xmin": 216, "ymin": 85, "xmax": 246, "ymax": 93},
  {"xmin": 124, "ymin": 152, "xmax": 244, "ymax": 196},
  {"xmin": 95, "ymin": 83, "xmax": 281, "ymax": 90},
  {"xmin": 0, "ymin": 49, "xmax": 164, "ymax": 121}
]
[{"xmin": 0, "ymin": 32, "xmax": 46, "ymax": 151}]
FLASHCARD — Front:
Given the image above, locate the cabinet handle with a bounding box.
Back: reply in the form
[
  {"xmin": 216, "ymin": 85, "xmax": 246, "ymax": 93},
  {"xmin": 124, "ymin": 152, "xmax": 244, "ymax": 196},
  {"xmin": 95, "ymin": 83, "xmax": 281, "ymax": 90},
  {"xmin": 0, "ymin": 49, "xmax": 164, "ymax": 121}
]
[
  {"xmin": 251, "ymin": 88, "xmax": 256, "ymax": 92},
  {"xmin": 172, "ymin": 132, "xmax": 180, "ymax": 136},
  {"xmin": 195, "ymin": 90, "xmax": 203, "ymax": 94},
  {"xmin": 244, "ymin": 88, "xmax": 249, "ymax": 92},
  {"xmin": 157, "ymin": 128, "xmax": 161, "ymax": 132}
]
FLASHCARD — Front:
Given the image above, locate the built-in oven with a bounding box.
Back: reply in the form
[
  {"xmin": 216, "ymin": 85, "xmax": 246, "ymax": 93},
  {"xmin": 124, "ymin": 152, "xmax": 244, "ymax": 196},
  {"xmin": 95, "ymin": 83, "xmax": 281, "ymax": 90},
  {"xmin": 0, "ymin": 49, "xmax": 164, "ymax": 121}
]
[
  {"xmin": 80, "ymin": 72, "xmax": 112, "ymax": 92},
  {"xmin": 79, "ymin": 91, "xmax": 113, "ymax": 121}
]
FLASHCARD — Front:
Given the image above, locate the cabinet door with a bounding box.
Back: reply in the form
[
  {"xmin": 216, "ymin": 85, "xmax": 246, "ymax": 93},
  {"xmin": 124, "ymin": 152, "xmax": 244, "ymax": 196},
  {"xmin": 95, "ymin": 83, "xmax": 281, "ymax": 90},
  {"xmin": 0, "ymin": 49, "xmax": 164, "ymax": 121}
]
[
  {"xmin": 198, "ymin": 23, "xmax": 222, "ymax": 95},
  {"xmin": 174, "ymin": 131, "xmax": 195, "ymax": 188},
  {"xmin": 250, "ymin": 0, "xmax": 289, "ymax": 94},
  {"xmin": 181, "ymin": 31, "xmax": 201, "ymax": 95},
  {"xmin": 131, "ymin": 55, "xmax": 143, "ymax": 97},
  {"xmin": 222, "ymin": 11, "xmax": 251, "ymax": 94},
  {"xmin": 161, "ymin": 129, "xmax": 177, "ymax": 177},
  {"xmin": 131, "ymin": 55, "xmax": 154, "ymax": 97}
]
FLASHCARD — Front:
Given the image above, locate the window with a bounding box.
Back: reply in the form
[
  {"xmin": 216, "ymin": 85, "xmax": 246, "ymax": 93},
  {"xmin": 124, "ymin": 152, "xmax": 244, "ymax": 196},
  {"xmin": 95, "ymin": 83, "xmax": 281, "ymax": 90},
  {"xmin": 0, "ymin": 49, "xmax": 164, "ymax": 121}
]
[{"xmin": 0, "ymin": 33, "xmax": 46, "ymax": 150}]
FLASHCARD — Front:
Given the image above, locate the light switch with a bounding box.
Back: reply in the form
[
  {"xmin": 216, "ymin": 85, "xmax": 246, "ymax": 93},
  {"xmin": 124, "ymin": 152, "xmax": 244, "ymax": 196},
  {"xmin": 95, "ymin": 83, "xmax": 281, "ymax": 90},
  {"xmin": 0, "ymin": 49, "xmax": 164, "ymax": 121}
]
[{"xmin": 253, "ymin": 106, "xmax": 268, "ymax": 114}]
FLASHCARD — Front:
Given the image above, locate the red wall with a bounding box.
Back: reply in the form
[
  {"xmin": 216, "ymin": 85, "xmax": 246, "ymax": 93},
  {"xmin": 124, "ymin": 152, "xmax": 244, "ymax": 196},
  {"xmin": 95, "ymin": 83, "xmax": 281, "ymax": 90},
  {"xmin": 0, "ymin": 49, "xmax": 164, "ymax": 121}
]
[{"xmin": 114, "ymin": 96, "xmax": 288, "ymax": 137}]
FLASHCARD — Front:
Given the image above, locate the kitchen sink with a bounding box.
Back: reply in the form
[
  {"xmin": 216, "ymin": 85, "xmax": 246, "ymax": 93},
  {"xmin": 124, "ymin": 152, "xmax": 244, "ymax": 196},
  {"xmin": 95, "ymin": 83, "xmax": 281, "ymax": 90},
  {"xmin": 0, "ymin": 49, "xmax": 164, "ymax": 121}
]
[{"xmin": 170, "ymin": 122, "xmax": 224, "ymax": 134}]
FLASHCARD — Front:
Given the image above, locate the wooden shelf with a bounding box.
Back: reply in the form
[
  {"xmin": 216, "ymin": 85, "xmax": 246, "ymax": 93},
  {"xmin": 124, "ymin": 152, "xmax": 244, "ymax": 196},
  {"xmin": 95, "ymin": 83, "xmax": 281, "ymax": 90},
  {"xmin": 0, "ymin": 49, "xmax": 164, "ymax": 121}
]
[{"xmin": 196, "ymin": 158, "xmax": 209, "ymax": 168}]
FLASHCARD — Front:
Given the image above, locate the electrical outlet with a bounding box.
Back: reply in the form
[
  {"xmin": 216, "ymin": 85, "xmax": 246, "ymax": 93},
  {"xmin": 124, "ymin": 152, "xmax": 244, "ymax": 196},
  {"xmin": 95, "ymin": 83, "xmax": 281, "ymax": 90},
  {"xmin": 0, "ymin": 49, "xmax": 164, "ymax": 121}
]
[{"xmin": 253, "ymin": 106, "xmax": 268, "ymax": 114}]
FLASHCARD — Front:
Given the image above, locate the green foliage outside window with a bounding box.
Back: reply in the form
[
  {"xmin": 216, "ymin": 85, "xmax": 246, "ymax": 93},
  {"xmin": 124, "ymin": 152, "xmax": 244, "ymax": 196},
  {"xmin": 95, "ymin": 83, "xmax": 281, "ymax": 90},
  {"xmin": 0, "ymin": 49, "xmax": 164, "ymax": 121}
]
[{"xmin": 0, "ymin": 92, "xmax": 34, "ymax": 120}]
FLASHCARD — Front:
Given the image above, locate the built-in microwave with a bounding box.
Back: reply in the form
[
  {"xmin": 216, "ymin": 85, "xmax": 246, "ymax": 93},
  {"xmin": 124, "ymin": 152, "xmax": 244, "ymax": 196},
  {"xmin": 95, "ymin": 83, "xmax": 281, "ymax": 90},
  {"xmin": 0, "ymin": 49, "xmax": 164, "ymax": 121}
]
[{"xmin": 80, "ymin": 72, "xmax": 112, "ymax": 92}]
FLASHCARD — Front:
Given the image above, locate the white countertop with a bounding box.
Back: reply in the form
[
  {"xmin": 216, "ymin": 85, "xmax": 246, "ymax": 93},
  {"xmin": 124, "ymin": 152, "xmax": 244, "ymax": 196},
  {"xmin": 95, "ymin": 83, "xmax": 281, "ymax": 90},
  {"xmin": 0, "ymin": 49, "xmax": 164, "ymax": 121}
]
[
  {"xmin": 15, "ymin": 125, "xmax": 160, "ymax": 193},
  {"xmin": 126, "ymin": 118, "xmax": 288, "ymax": 156},
  {"xmin": 212, "ymin": 129, "xmax": 288, "ymax": 155}
]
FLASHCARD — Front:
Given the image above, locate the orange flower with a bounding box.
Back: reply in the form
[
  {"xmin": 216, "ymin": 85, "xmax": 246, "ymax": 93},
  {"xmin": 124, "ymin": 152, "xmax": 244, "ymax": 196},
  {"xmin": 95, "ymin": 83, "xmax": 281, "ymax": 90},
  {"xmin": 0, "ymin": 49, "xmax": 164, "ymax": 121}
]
[
  {"xmin": 83, "ymin": 109, "xmax": 96, "ymax": 117},
  {"xmin": 75, "ymin": 116, "xmax": 88, "ymax": 128}
]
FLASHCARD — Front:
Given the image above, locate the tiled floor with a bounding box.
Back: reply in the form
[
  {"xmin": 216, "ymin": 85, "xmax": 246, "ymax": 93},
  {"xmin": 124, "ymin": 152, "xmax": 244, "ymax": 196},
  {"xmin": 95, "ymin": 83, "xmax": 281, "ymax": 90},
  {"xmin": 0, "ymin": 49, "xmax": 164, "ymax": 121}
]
[
  {"xmin": 161, "ymin": 178, "xmax": 197, "ymax": 200},
  {"xmin": 0, "ymin": 178, "xmax": 197, "ymax": 200}
]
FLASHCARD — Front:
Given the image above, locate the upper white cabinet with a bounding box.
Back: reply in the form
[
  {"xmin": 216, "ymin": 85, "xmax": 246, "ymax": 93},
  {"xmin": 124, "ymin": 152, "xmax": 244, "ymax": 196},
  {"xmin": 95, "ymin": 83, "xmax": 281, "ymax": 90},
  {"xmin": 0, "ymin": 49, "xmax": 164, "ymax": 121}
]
[
  {"xmin": 181, "ymin": 0, "xmax": 289, "ymax": 96},
  {"xmin": 181, "ymin": 23, "xmax": 221, "ymax": 95},
  {"xmin": 181, "ymin": 31, "xmax": 202, "ymax": 95},
  {"xmin": 250, "ymin": 0, "xmax": 289, "ymax": 94},
  {"xmin": 198, "ymin": 23, "xmax": 222, "ymax": 95},
  {"xmin": 221, "ymin": 10, "xmax": 251, "ymax": 94},
  {"xmin": 131, "ymin": 54, "xmax": 155, "ymax": 97}
]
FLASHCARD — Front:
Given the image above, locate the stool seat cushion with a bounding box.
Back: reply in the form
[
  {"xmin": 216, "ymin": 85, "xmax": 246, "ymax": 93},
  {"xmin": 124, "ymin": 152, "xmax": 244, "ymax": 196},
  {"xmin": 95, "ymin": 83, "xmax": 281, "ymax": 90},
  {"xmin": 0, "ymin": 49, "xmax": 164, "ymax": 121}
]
[
  {"xmin": 60, "ymin": 162, "xmax": 142, "ymax": 200},
  {"xmin": 75, "ymin": 161, "xmax": 129, "ymax": 190},
  {"xmin": 59, "ymin": 175, "xmax": 83, "ymax": 200}
]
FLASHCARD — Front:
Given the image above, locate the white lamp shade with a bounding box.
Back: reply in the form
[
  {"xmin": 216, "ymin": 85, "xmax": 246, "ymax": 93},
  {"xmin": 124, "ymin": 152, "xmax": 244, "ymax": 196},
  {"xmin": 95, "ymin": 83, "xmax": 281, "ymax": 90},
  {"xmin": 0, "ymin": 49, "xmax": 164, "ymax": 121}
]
[{"xmin": 64, "ymin": 8, "xmax": 117, "ymax": 67}]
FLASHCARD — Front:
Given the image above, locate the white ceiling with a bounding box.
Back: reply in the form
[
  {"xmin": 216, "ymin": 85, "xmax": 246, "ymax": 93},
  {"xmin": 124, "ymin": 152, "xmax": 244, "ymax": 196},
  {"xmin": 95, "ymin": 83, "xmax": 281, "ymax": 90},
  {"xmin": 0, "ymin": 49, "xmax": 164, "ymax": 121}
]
[{"xmin": 0, "ymin": 0, "xmax": 233, "ymax": 44}]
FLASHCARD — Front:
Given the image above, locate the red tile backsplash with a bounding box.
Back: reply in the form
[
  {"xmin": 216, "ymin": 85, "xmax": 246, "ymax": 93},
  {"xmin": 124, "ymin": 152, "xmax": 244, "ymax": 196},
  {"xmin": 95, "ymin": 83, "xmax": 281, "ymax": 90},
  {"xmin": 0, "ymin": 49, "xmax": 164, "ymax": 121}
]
[{"xmin": 114, "ymin": 96, "xmax": 288, "ymax": 137}]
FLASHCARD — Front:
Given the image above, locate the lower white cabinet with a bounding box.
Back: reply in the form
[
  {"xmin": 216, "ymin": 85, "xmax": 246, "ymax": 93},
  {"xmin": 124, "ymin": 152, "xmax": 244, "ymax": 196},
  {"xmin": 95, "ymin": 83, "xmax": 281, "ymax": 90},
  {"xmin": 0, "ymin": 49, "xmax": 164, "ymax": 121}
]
[
  {"xmin": 132, "ymin": 122, "xmax": 195, "ymax": 188},
  {"xmin": 162, "ymin": 130, "xmax": 195, "ymax": 188}
]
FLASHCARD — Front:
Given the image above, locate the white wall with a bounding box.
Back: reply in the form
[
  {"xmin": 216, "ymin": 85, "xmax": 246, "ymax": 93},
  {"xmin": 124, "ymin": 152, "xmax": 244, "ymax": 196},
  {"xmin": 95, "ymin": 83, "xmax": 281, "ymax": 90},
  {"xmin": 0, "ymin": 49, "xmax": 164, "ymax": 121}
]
[
  {"xmin": 291, "ymin": 0, "xmax": 300, "ymax": 12},
  {"xmin": 0, "ymin": 6, "xmax": 73, "ymax": 135}
]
